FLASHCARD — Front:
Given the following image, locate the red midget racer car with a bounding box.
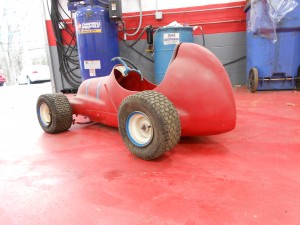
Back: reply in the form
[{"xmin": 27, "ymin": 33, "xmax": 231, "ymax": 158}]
[
  {"xmin": 0, "ymin": 70, "xmax": 6, "ymax": 86},
  {"xmin": 36, "ymin": 43, "xmax": 236, "ymax": 160}
]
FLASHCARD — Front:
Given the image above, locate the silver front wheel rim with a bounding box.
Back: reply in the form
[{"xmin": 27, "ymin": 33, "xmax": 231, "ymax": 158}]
[
  {"xmin": 40, "ymin": 103, "xmax": 51, "ymax": 127},
  {"xmin": 126, "ymin": 111, "xmax": 153, "ymax": 147}
]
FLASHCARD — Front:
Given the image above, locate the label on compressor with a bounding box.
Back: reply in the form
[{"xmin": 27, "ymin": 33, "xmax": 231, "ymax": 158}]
[
  {"xmin": 164, "ymin": 33, "xmax": 180, "ymax": 45},
  {"xmin": 77, "ymin": 21, "xmax": 102, "ymax": 34},
  {"xmin": 84, "ymin": 60, "xmax": 101, "ymax": 70},
  {"xmin": 84, "ymin": 60, "xmax": 101, "ymax": 77}
]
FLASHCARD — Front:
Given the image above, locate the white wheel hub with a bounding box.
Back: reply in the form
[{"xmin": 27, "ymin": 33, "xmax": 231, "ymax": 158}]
[
  {"xmin": 126, "ymin": 111, "xmax": 153, "ymax": 147},
  {"xmin": 40, "ymin": 103, "xmax": 51, "ymax": 126}
]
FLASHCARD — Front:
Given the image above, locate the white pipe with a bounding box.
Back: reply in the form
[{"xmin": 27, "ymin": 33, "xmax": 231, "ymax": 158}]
[
  {"xmin": 123, "ymin": 5, "xmax": 244, "ymax": 19},
  {"xmin": 124, "ymin": 0, "xmax": 142, "ymax": 36}
]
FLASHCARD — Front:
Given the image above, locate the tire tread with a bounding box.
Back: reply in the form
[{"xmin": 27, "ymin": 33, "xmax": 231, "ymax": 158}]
[
  {"xmin": 37, "ymin": 93, "xmax": 72, "ymax": 134},
  {"xmin": 118, "ymin": 91, "xmax": 181, "ymax": 160}
]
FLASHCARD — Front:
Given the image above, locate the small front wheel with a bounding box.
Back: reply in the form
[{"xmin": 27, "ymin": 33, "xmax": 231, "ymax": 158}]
[
  {"xmin": 118, "ymin": 91, "xmax": 181, "ymax": 160},
  {"xmin": 37, "ymin": 93, "xmax": 73, "ymax": 133}
]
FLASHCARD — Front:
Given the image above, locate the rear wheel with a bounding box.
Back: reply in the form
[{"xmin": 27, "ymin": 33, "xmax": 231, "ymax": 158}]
[
  {"xmin": 248, "ymin": 68, "xmax": 259, "ymax": 93},
  {"xmin": 118, "ymin": 91, "xmax": 181, "ymax": 160},
  {"xmin": 37, "ymin": 93, "xmax": 73, "ymax": 133}
]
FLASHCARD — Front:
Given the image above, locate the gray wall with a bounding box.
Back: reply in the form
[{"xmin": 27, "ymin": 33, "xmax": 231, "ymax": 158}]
[
  {"xmin": 49, "ymin": 47, "xmax": 82, "ymax": 93},
  {"xmin": 204, "ymin": 32, "xmax": 247, "ymax": 86},
  {"xmin": 49, "ymin": 47, "xmax": 65, "ymax": 92},
  {"xmin": 50, "ymin": 31, "xmax": 247, "ymax": 92},
  {"xmin": 119, "ymin": 31, "xmax": 247, "ymax": 85},
  {"xmin": 119, "ymin": 40, "xmax": 155, "ymax": 83}
]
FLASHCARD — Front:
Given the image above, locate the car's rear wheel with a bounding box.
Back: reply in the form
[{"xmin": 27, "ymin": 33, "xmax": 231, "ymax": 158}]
[
  {"xmin": 37, "ymin": 93, "xmax": 73, "ymax": 133},
  {"xmin": 118, "ymin": 91, "xmax": 181, "ymax": 160}
]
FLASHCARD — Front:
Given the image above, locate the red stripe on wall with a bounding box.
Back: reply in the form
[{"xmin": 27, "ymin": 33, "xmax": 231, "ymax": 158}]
[
  {"xmin": 45, "ymin": 20, "xmax": 56, "ymax": 46},
  {"xmin": 45, "ymin": 1, "xmax": 246, "ymax": 46},
  {"xmin": 46, "ymin": 19, "xmax": 76, "ymax": 47},
  {"xmin": 123, "ymin": 1, "xmax": 246, "ymax": 39}
]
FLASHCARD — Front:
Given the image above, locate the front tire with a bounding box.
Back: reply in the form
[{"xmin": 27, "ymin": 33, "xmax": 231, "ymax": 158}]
[
  {"xmin": 118, "ymin": 91, "xmax": 181, "ymax": 160},
  {"xmin": 37, "ymin": 93, "xmax": 73, "ymax": 134}
]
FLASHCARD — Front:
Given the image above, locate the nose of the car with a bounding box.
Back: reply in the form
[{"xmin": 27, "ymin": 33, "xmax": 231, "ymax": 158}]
[{"xmin": 155, "ymin": 43, "xmax": 236, "ymax": 136}]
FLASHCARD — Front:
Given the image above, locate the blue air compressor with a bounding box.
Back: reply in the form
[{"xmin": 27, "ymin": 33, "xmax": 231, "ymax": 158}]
[{"xmin": 74, "ymin": 2, "xmax": 120, "ymax": 81}]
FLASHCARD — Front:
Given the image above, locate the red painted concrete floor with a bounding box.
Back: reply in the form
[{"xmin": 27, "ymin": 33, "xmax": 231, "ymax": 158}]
[{"xmin": 0, "ymin": 83, "xmax": 300, "ymax": 225}]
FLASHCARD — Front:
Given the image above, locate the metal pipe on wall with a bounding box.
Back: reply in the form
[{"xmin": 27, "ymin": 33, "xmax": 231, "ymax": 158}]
[
  {"xmin": 41, "ymin": 0, "xmax": 57, "ymax": 93},
  {"xmin": 124, "ymin": 19, "xmax": 246, "ymax": 32},
  {"xmin": 122, "ymin": 5, "xmax": 244, "ymax": 19}
]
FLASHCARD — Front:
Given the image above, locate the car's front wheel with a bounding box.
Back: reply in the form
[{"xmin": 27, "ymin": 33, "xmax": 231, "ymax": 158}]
[
  {"xmin": 37, "ymin": 93, "xmax": 73, "ymax": 133},
  {"xmin": 118, "ymin": 91, "xmax": 181, "ymax": 160}
]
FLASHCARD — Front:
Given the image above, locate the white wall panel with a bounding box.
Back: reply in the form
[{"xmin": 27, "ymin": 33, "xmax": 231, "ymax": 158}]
[
  {"xmin": 44, "ymin": 0, "xmax": 70, "ymax": 20},
  {"xmin": 122, "ymin": 0, "xmax": 242, "ymax": 13},
  {"xmin": 46, "ymin": 0, "xmax": 243, "ymax": 18}
]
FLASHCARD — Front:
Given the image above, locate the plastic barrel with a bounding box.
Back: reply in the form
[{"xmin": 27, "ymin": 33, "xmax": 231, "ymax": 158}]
[
  {"xmin": 154, "ymin": 26, "xmax": 194, "ymax": 84},
  {"xmin": 75, "ymin": 5, "xmax": 119, "ymax": 81},
  {"xmin": 245, "ymin": 2, "xmax": 300, "ymax": 91}
]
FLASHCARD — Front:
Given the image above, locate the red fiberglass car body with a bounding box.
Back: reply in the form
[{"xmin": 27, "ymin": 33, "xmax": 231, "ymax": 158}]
[
  {"xmin": 0, "ymin": 70, "xmax": 6, "ymax": 86},
  {"xmin": 37, "ymin": 43, "xmax": 236, "ymax": 160}
]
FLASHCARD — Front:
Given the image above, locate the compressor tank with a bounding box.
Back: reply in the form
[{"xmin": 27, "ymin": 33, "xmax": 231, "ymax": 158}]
[{"xmin": 75, "ymin": 5, "xmax": 119, "ymax": 81}]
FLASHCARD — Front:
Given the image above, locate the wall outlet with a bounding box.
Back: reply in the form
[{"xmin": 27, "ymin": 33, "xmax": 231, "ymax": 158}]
[{"xmin": 155, "ymin": 11, "xmax": 163, "ymax": 20}]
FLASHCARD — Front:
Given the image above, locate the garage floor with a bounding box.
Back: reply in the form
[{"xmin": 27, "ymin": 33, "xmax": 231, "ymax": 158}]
[{"xmin": 0, "ymin": 83, "xmax": 300, "ymax": 225}]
